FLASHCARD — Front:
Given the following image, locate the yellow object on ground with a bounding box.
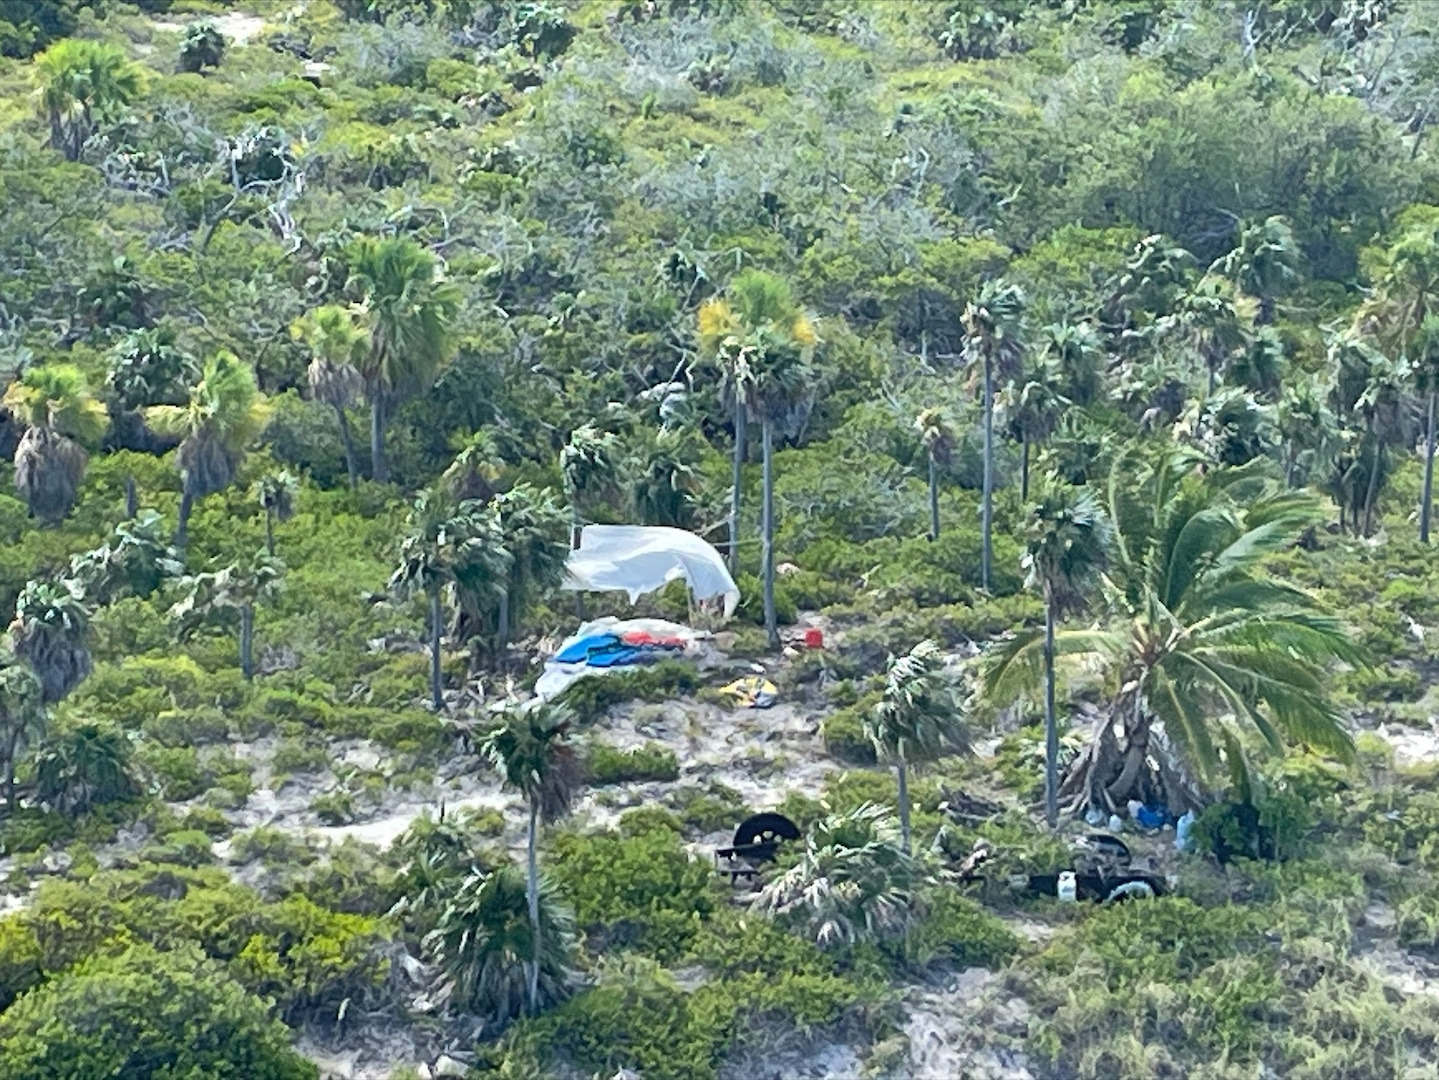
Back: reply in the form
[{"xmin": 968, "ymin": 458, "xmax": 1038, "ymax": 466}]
[{"xmin": 720, "ymin": 675, "xmax": 778, "ymax": 709}]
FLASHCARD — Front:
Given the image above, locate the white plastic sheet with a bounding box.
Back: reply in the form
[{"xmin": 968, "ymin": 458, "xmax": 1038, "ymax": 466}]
[{"xmin": 562, "ymin": 525, "xmax": 740, "ymax": 617}]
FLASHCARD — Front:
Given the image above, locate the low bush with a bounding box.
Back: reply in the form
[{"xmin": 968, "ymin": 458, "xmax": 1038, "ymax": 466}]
[
  {"xmin": 820, "ymin": 693, "xmax": 879, "ymax": 764},
  {"xmin": 910, "ymin": 889, "xmax": 1022, "ymax": 970},
  {"xmin": 665, "ymin": 781, "xmax": 747, "ymax": 835},
  {"xmin": 587, "ymin": 741, "xmax": 681, "ymax": 785},
  {"xmin": 555, "ymin": 661, "xmax": 708, "ymax": 724}
]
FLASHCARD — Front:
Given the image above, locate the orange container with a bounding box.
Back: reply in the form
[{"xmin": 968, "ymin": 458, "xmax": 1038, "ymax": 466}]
[{"xmin": 803, "ymin": 627, "xmax": 824, "ymax": 649}]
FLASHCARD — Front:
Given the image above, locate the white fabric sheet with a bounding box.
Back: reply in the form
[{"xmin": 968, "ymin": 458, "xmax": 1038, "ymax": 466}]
[{"xmin": 562, "ymin": 525, "xmax": 740, "ymax": 617}]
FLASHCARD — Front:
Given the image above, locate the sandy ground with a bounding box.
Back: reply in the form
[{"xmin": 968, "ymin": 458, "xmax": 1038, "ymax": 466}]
[{"xmin": 151, "ymin": 11, "xmax": 273, "ymax": 45}]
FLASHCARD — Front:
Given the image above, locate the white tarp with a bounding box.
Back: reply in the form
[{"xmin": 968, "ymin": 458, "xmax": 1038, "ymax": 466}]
[{"xmin": 562, "ymin": 525, "xmax": 740, "ymax": 617}]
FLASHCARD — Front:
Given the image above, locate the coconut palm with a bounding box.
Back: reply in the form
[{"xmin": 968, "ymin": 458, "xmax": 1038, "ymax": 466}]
[
  {"xmin": 0, "ymin": 660, "xmax": 45, "ymax": 812},
  {"xmin": 865, "ymin": 640, "xmax": 970, "ymax": 853},
  {"xmin": 146, "ymin": 351, "xmax": 269, "ymax": 550},
  {"xmin": 4, "ymin": 364, "xmax": 108, "ymax": 525},
  {"xmin": 67, "ymin": 511, "xmax": 182, "ymax": 607},
  {"xmin": 754, "ymin": 803, "xmax": 927, "ymax": 950},
  {"xmin": 33, "ymin": 721, "xmax": 137, "ymax": 816},
  {"xmin": 482, "ymin": 703, "xmax": 583, "ymax": 1014},
  {"xmin": 1190, "ymin": 388, "xmax": 1277, "ymax": 468},
  {"xmin": 560, "ymin": 423, "xmax": 620, "ymax": 548},
  {"xmin": 1213, "ymin": 215, "xmax": 1301, "ymax": 325},
  {"xmin": 345, "ymin": 237, "xmax": 460, "ymax": 484},
  {"xmin": 1022, "ymin": 483, "xmax": 1112, "ymax": 827},
  {"xmin": 291, "ymin": 305, "xmax": 367, "ymax": 490},
  {"xmin": 391, "ymin": 491, "xmax": 510, "ymax": 709},
  {"xmin": 962, "ymin": 279, "xmax": 1027, "ymax": 591},
  {"xmin": 9, "ymin": 579, "xmax": 91, "ymax": 705},
  {"xmin": 33, "ymin": 39, "xmax": 144, "ymax": 161},
  {"xmin": 1228, "ymin": 325, "xmax": 1286, "ymax": 400},
  {"xmin": 425, "ymin": 862, "xmax": 574, "ymax": 1026},
  {"xmin": 1354, "ymin": 350, "xmax": 1410, "ymax": 538},
  {"xmin": 488, "ymin": 484, "xmax": 568, "ymax": 656},
  {"xmin": 983, "ymin": 445, "xmax": 1361, "ymax": 816},
  {"xmin": 254, "ymin": 470, "xmax": 299, "ymax": 557},
  {"xmin": 914, "ymin": 408, "xmax": 954, "ymax": 543},
  {"xmin": 169, "ymin": 551, "xmax": 285, "ymax": 680},
  {"xmin": 1105, "ymin": 233, "xmax": 1196, "ymax": 336}
]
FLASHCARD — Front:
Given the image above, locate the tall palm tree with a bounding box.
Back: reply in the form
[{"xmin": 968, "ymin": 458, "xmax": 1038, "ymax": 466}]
[
  {"xmin": 754, "ymin": 804, "xmax": 926, "ymax": 951},
  {"xmin": 391, "ymin": 491, "xmax": 509, "ymax": 710},
  {"xmin": 489, "ymin": 484, "xmax": 569, "ymax": 657},
  {"xmin": 33, "ymin": 721, "xmax": 137, "ymax": 816},
  {"xmin": 4, "ymin": 364, "xmax": 108, "ymax": 525},
  {"xmin": 0, "ymin": 660, "xmax": 44, "ymax": 812},
  {"xmin": 1213, "ymin": 215, "xmax": 1301, "ymax": 325},
  {"xmin": 983, "ymin": 446, "xmax": 1361, "ymax": 816},
  {"xmin": 1157, "ymin": 275, "xmax": 1256, "ymax": 396},
  {"xmin": 1007, "ymin": 359, "xmax": 1066, "ymax": 500},
  {"xmin": 1022, "ymin": 483, "xmax": 1112, "ymax": 827},
  {"xmin": 33, "ymin": 39, "xmax": 144, "ymax": 161},
  {"xmin": 864, "ymin": 640, "xmax": 970, "ymax": 853},
  {"xmin": 443, "ymin": 430, "xmax": 504, "ymax": 504},
  {"xmin": 291, "ymin": 305, "xmax": 367, "ymax": 490},
  {"xmin": 699, "ymin": 270, "xmax": 817, "ymax": 590},
  {"xmin": 425, "ymin": 863, "xmax": 575, "ymax": 1026},
  {"xmin": 1276, "ymin": 381, "xmax": 1338, "ymax": 489},
  {"xmin": 482, "ymin": 703, "xmax": 583, "ymax": 1014},
  {"xmin": 145, "ymin": 351, "xmax": 269, "ymax": 550},
  {"xmin": 1042, "ymin": 320, "xmax": 1105, "ymax": 408},
  {"xmin": 560, "ymin": 424, "xmax": 619, "ymax": 548},
  {"xmin": 104, "ymin": 326, "xmax": 194, "ymax": 515},
  {"xmin": 962, "ymin": 279, "xmax": 1026, "ymax": 591},
  {"xmin": 9, "ymin": 579, "xmax": 91, "ymax": 704},
  {"xmin": 1355, "ymin": 350, "xmax": 1409, "ymax": 538},
  {"xmin": 169, "ymin": 551, "xmax": 285, "ymax": 680},
  {"xmin": 914, "ymin": 408, "xmax": 954, "ymax": 543},
  {"xmin": 346, "ymin": 237, "xmax": 460, "ymax": 484},
  {"xmin": 254, "ymin": 470, "xmax": 299, "ymax": 556}
]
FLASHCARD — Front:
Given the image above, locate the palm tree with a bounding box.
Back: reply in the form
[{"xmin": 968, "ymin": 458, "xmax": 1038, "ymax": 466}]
[
  {"xmin": 864, "ymin": 640, "xmax": 970, "ymax": 853},
  {"xmin": 962, "ymin": 279, "xmax": 1026, "ymax": 591},
  {"xmin": 482, "ymin": 704, "xmax": 583, "ymax": 1014},
  {"xmin": 1007, "ymin": 360, "xmax": 1066, "ymax": 500},
  {"xmin": 443, "ymin": 430, "xmax": 504, "ymax": 504},
  {"xmin": 490, "ymin": 484, "xmax": 569, "ymax": 657},
  {"xmin": 627, "ymin": 425, "xmax": 701, "ymax": 530},
  {"xmin": 914, "ymin": 408, "xmax": 954, "ymax": 542},
  {"xmin": 0, "ymin": 660, "xmax": 44, "ymax": 812},
  {"xmin": 291, "ymin": 305, "xmax": 367, "ymax": 490},
  {"xmin": 560, "ymin": 424, "xmax": 619, "ymax": 548},
  {"xmin": 67, "ymin": 511, "xmax": 182, "ymax": 607},
  {"xmin": 254, "ymin": 470, "xmax": 299, "ymax": 556},
  {"xmin": 754, "ymin": 804, "xmax": 926, "ymax": 950},
  {"xmin": 33, "ymin": 721, "xmax": 137, "ymax": 816},
  {"xmin": 104, "ymin": 326, "xmax": 195, "ymax": 515},
  {"xmin": 1228, "ymin": 325, "xmax": 1286, "ymax": 400},
  {"xmin": 1276, "ymin": 381, "xmax": 1338, "ymax": 489},
  {"xmin": 390, "ymin": 491, "xmax": 509, "ymax": 710},
  {"xmin": 9, "ymin": 579, "xmax": 91, "ymax": 704},
  {"xmin": 1213, "ymin": 215, "xmax": 1301, "ymax": 325},
  {"xmin": 1022, "ymin": 483, "xmax": 1112, "ymax": 827},
  {"xmin": 1158, "ymin": 275, "xmax": 1255, "ymax": 396},
  {"xmin": 1355, "ymin": 350, "xmax": 1409, "ymax": 538},
  {"xmin": 425, "ymin": 863, "xmax": 575, "ymax": 1026},
  {"xmin": 145, "ymin": 351, "xmax": 269, "ymax": 550},
  {"xmin": 169, "ymin": 551, "xmax": 285, "ymax": 680},
  {"xmin": 3, "ymin": 364, "xmax": 108, "ymax": 525},
  {"xmin": 346, "ymin": 237, "xmax": 460, "ymax": 484},
  {"xmin": 1105, "ymin": 233, "xmax": 1196, "ymax": 337},
  {"xmin": 983, "ymin": 446, "xmax": 1361, "ymax": 816},
  {"xmin": 33, "ymin": 39, "xmax": 144, "ymax": 161},
  {"xmin": 179, "ymin": 22, "xmax": 226, "ymax": 73},
  {"xmin": 1042, "ymin": 320, "xmax": 1105, "ymax": 408},
  {"xmin": 699, "ymin": 270, "xmax": 817, "ymax": 590}
]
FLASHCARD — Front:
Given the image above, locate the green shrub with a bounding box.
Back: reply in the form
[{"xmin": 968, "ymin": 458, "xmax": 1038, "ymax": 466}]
[
  {"xmin": 910, "ymin": 890, "xmax": 1021, "ymax": 969},
  {"xmin": 0, "ymin": 944, "xmax": 318, "ymax": 1080},
  {"xmin": 139, "ymin": 744, "xmax": 208, "ymax": 801},
  {"xmin": 272, "ymin": 740, "xmax": 330, "ymax": 775},
  {"xmin": 617, "ymin": 806, "xmax": 684, "ymax": 836},
  {"xmin": 310, "ymin": 791, "xmax": 356, "ymax": 826},
  {"xmin": 666, "ymin": 781, "xmax": 747, "ymax": 835},
  {"xmin": 587, "ymin": 741, "xmax": 681, "ymax": 785},
  {"xmin": 820, "ymin": 694, "xmax": 879, "ymax": 764},
  {"xmin": 141, "ymin": 828, "xmax": 216, "ymax": 868},
  {"xmin": 735, "ymin": 572, "xmax": 798, "ymax": 627},
  {"xmin": 556, "ymin": 661, "xmax": 707, "ymax": 724},
  {"xmin": 230, "ymin": 827, "xmax": 317, "ymax": 868}
]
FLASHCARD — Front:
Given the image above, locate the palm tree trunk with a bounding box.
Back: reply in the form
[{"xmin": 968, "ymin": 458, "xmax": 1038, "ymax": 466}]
[
  {"xmin": 497, "ymin": 588, "xmax": 510, "ymax": 666},
  {"xmin": 762, "ymin": 417, "xmax": 778, "ymax": 651},
  {"xmin": 1044, "ymin": 591, "xmax": 1058, "ymax": 829},
  {"xmin": 1363, "ymin": 428, "xmax": 1383, "ymax": 537},
  {"xmin": 981, "ymin": 354, "xmax": 994, "ymax": 591},
  {"xmin": 897, "ymin": 759, "xmax": 911, "ymax": 855},
  {"xmin": 4, "ymin": 729, "xmax": 17, "ymax": 812},
  {"xmin": 264, "ymin": 509, "xmax": 275, "ymax": 557},
  {"xmin": 240, "ymin": 604, "xmax": 254, "ymax": 680},
  {"xmin": 1021, "ymin": 436, "xmax": 1031, "ymax": 502},
  {"xmin": 729, "ymin": 404, "xmax": 746, "ymax": 575},
  {"xmin": 1423, "ymin": 389, "xmax": 1437, "ymax": 543},
  {"xmin": 1284, "ymin": 442, "xmax": 1298, "ymax": 489},
  {"xmin": 176, "ymin": 490, "xmax": 194, "ymax": 550},
  {"xmin": 124, "ymin": 475, "xmax": 137, "ymax": 520},
  {"xmin": 526, "ymin": 799, "xmax": 541, "ymax": 1013},
  {"xmin": 334, "ymin": 405, "xmax": 359, "ymax": 490},
  {"xmin": 429, "ymin": 587, "xmax": 443, "ymax": 712},
  {"xmin": 927, "ymin": 454, "xmax": 939, "ymax": 542},
  {"xmin": 1207, "ymin": 362, "xmax": 1217, "ymax": 397},
  {"xmin": 370, "ymin": 393, "xmax": 387, "ymax": 484}
]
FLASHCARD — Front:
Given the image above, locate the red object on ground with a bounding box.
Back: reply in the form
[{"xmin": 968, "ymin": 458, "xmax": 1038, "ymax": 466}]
[{"xmin": 803, "ymin": 627, "xmax": 824, "ymax": 649}]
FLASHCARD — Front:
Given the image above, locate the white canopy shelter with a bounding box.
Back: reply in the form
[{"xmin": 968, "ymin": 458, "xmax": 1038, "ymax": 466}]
[{"xmin": 562, "ymin": 525, "xmax": 740, "ymax": 617}]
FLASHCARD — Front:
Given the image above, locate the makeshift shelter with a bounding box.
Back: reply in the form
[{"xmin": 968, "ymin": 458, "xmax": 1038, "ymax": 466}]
[{"xmin": 562, "ymin": 525, "xmax": 740, "ymax": 617}]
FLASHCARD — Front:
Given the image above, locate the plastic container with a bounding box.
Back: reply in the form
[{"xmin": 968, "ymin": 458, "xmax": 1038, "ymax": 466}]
[
  {"xmin": 803, "ymin": 627, "xmax": 824, "ymax": 649},
  {"xmin": 1057, "ymin": 871, "xmax": 1078, "ymax": 903}
]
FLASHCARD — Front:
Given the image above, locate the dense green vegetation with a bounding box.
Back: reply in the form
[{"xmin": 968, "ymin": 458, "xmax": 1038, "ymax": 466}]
[{"xmin": 8, "ymin": 0, "xmax": 1439, "ymax": 1076}]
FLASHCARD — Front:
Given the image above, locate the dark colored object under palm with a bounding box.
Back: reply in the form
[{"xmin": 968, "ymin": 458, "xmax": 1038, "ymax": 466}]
[
  {"xmin": 34, "ymin": 721, "xmax": 137, "ymax": 815},
  {"xmin": 9, "ymin": 580, "xmax": 91, "ymax": 705},
  {"xmin": 4, "ymin": 364, "xmax": 108, "ymax": 525}
]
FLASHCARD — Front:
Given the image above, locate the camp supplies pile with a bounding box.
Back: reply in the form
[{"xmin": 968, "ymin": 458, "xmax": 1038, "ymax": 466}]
[{"xmin": 534, "ymin": 617, "xmax": 709, "ymax": 700}]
